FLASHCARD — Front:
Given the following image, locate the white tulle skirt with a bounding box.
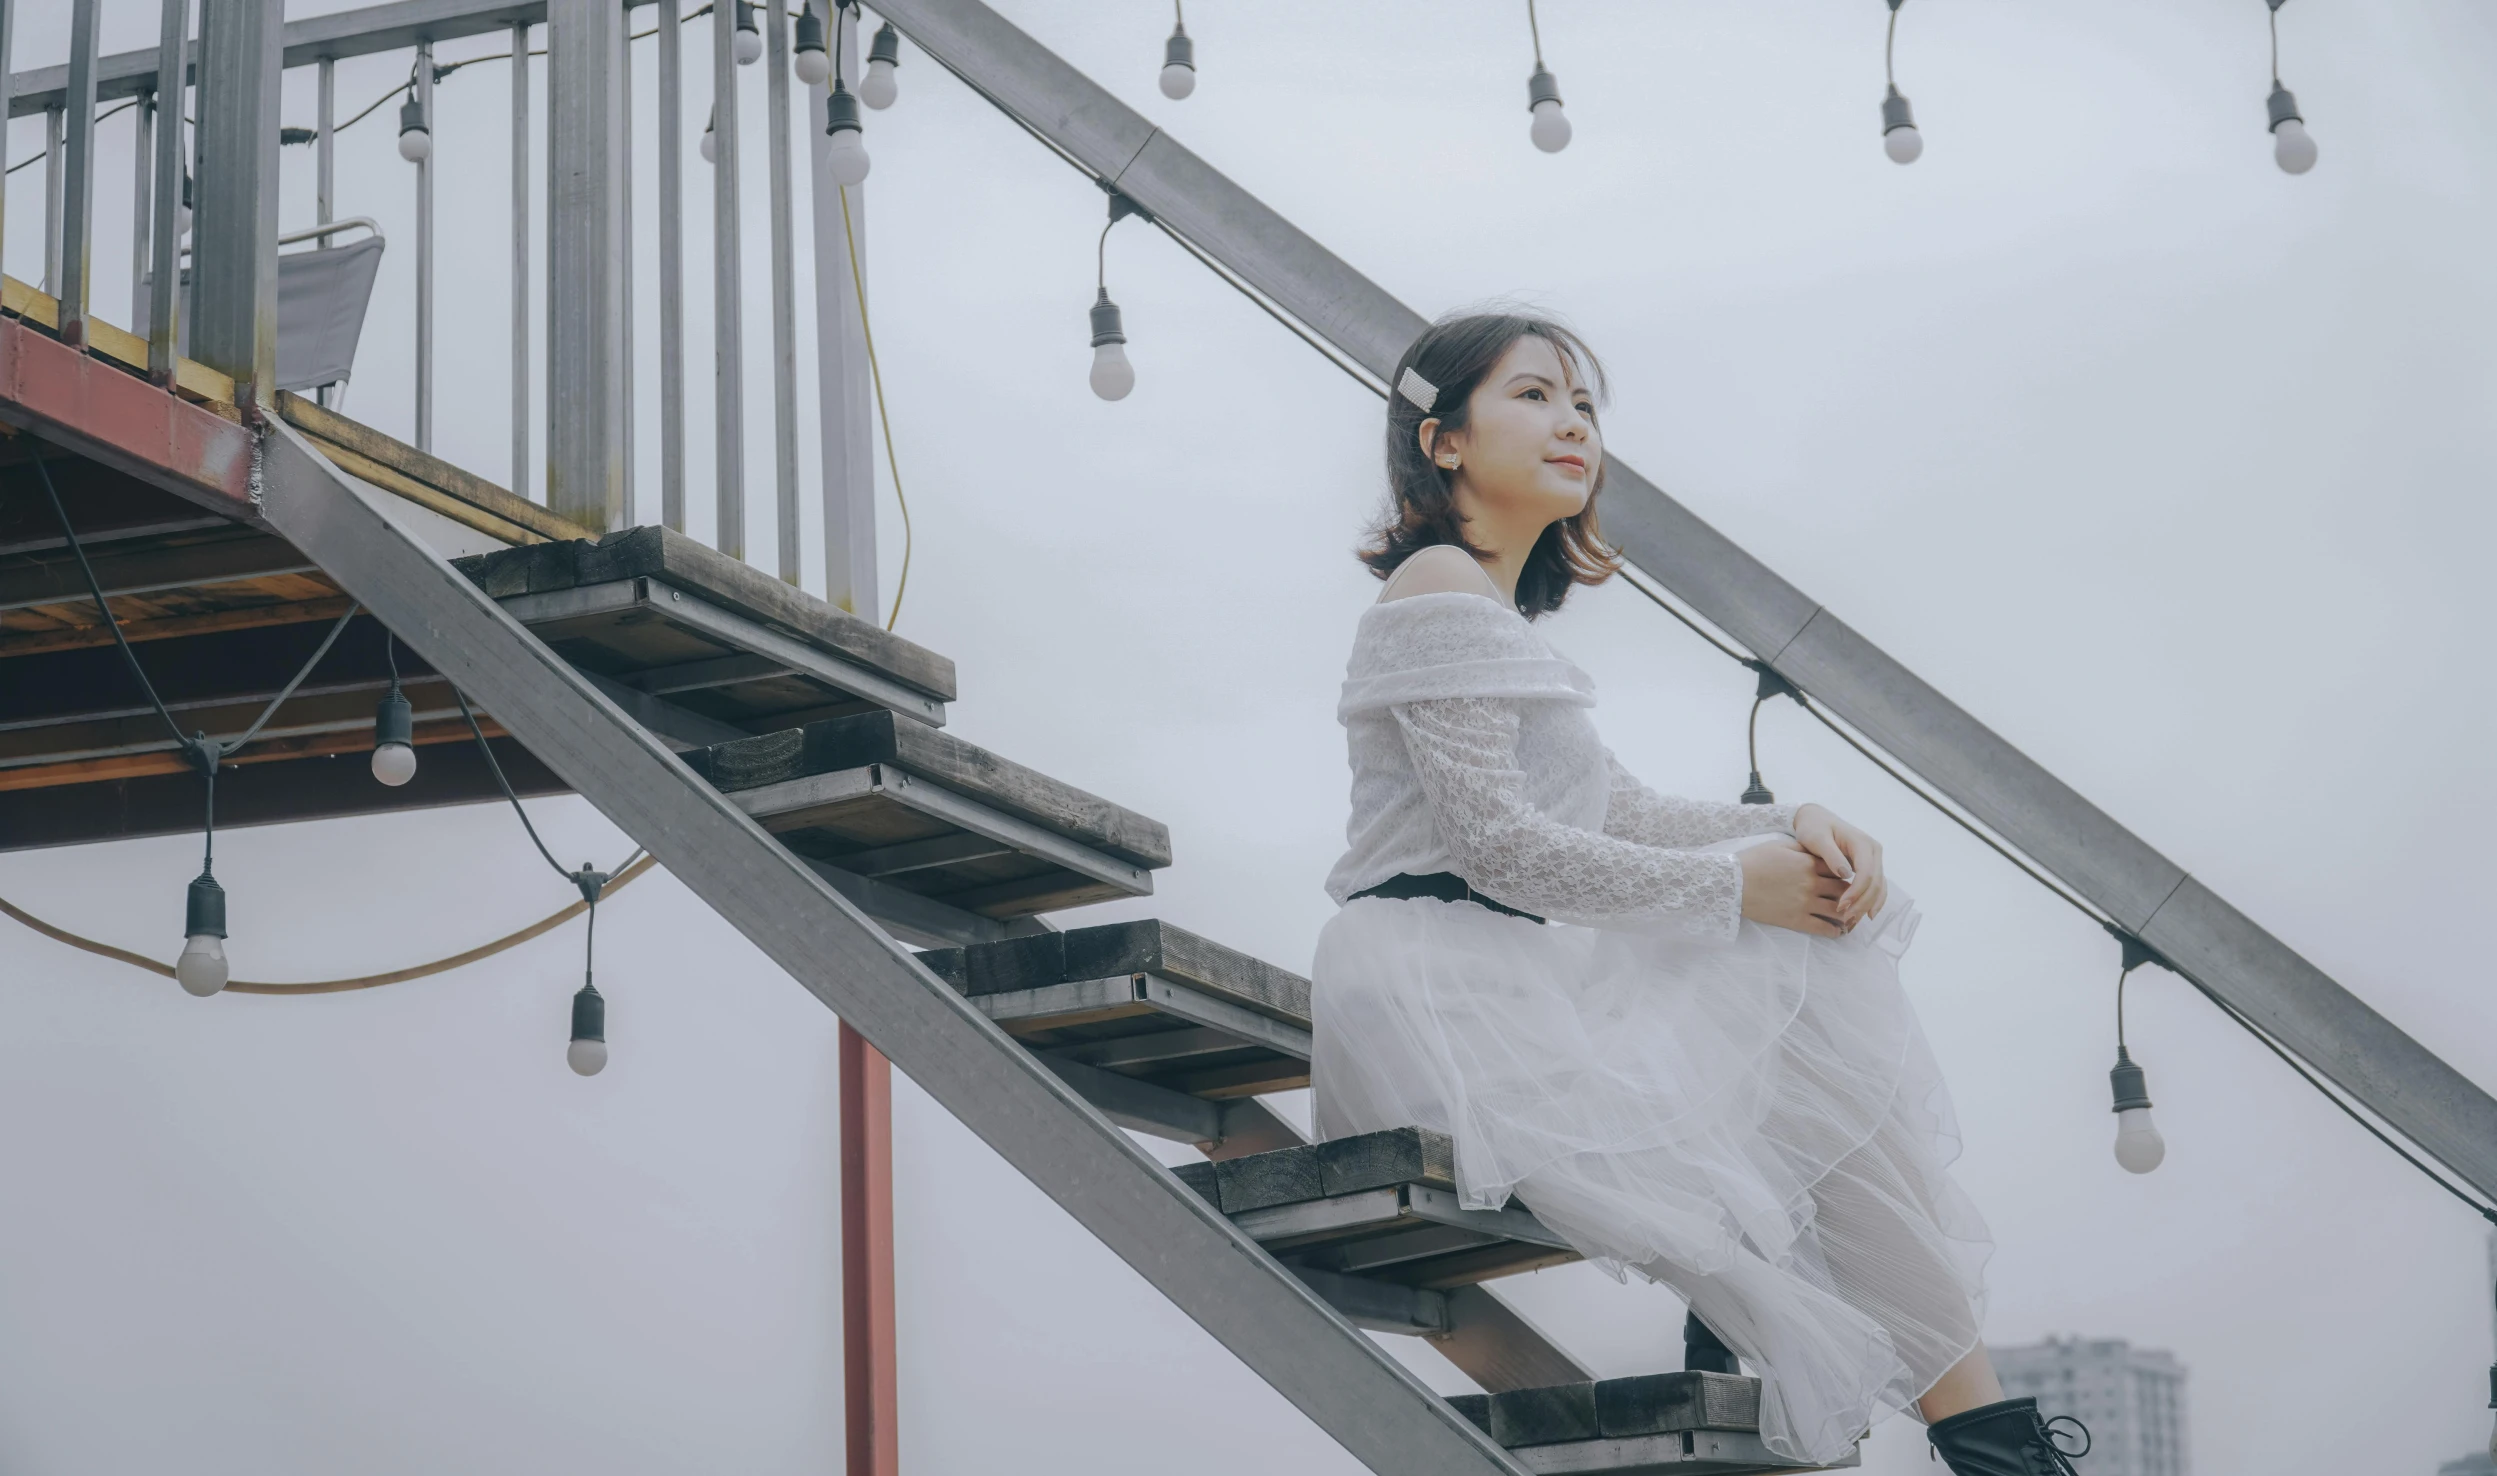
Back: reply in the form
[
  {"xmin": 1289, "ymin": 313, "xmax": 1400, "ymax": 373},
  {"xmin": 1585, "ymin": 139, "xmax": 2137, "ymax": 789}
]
[{"xmin": 1309, "ymin": 838, "xmax": 1993, "ymax": 1466}]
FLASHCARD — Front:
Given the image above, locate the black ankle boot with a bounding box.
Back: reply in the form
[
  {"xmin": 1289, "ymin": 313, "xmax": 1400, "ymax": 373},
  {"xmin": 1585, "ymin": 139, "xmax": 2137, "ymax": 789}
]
[{"xmin": 1925, "ymin": 1396, "xmax": 2090, "ymax": 1476}]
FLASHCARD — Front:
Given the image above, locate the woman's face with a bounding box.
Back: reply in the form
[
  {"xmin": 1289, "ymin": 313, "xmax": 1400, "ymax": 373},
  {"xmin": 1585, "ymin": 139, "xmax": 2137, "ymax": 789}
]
[{"xmin": 1430, "ymin": 334, "xmax": 1602, "ymax": 530}]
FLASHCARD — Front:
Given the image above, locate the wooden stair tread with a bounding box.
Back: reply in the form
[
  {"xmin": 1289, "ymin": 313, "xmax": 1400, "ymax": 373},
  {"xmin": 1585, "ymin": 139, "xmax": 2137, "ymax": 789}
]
[
  {"xmin": 1445, "ymin": 1374, "xmax": 1858, "ymax": 1473},
  {"xmin": 457, "ymin": 527, "xmax": 954, "ymax": 729}
]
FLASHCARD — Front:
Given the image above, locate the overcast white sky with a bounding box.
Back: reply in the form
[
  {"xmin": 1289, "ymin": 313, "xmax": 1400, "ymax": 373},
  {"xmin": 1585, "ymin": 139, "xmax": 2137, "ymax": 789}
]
[{"xmin": 5, "ymin": 2, "xmax": 2496, "ymax": 1473}]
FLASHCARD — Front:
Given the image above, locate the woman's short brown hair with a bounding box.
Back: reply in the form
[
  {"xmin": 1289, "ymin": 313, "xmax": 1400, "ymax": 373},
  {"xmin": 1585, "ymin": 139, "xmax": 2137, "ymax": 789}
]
[{"xmin": 1356, "ymin": 309, "xmax": 1622, "ymax": 618}]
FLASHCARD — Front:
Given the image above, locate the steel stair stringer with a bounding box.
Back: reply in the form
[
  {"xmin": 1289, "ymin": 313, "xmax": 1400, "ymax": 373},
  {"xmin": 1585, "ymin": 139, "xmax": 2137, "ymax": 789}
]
[{"xmin": 251, "ymin": 422, "xmax": 1529, "ymax": 1476}]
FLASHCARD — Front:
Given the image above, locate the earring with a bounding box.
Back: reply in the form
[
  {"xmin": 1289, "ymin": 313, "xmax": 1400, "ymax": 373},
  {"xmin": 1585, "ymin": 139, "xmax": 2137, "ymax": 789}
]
[{"xmin": 1439, "ymin": 455, "xmax": 1460, "ymax": 469}]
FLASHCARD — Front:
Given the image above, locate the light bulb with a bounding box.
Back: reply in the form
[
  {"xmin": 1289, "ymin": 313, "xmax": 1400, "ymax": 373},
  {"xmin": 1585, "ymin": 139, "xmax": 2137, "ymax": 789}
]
[
  {"xmin": 861, "ymin": 57, "xmax": 898, "ymax": 108},
  {"xmin": 1089, "ymin": 342, "xmax": 1134, "ymax": 401},
  {"xmin": 370, "ymin": 742, "xmax": 417, "ymax": 786},
  {"xmin": 1884, "ymin": 124, "xmax": 1922, "ymax": 164},
  {"xmin": 1160, "ymin": 24, "xmax": 1195, "ymax": 99},
  {"xmin": 397, "ymin": 94, "xmax": 431, "ymax": 163},
  {"xmin": 2113, "ymin": 1107, "xmax": 2166, "ymax": 1174},
  {"xmin": 2272, "ymin": 117, "xmax": 2316, "ymax": 175},
  {"xmin": 824, "ymin": 83, "xmax": 868, "ymax": 185},
  {"xmin": 861, "ymin": 24, "xmax": 902, "ymax": 109},
  {"xmin": 734, "ymin": 1, "xmax": 763, "ymax": 65},
  {"xmin": 794, "ymin": 44, "xmax": 829, "ymax": 86},
  {"xmin": 827, "ymin": 127, "xmax": 870, "ymax": 185},
  {"xmin": 1529, "ymin": 99, "xmax": 1571, "ymax": 153},
  {"xmin": 1526, "ymin": 68, "xmax": 1568, "ymax": 153},
  {"xmin": 176, "ymin": 933, "xmax": 228, "ymax": 996},
  {"xmin": 569, "ymin": 983, "xmax": 607, "ymax": 1076},
  {"xmin": 177, "ymin": 870, "xmax": 228, "ymax": 997},
  {"xmin": 175, "ymin": 202, "xmax": 192, "ymax": 238},
  {"xmin": 700, "ymin": 119, "xmax": 717, "ymax": 165},
  {"xmin": 2107, "ymin": 1045, "xmax": 2163, "ymax": 1173}
]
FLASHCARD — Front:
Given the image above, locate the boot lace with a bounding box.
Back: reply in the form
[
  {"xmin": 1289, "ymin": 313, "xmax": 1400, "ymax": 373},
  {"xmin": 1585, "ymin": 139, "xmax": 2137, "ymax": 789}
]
[{"xmin": 2033, "ymin": 1413, "xmax": 2091, "ymax": 1474}]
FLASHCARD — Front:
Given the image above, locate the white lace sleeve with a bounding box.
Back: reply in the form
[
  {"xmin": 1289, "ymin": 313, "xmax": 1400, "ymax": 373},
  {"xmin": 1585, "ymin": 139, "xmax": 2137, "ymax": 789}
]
[
  {"xmin": 1600, "ymin": 748, "xmax": 1798, "ymax": 850},
  {"xmin": 1390, "ymin": 696, "xmax": 1744, "ymax": 939}
]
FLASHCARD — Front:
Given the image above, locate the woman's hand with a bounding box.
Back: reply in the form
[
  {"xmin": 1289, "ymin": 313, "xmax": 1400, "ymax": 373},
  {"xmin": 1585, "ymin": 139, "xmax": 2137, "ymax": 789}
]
[
  {"xmin": 1736, "ymin": 839, "xmax": 1848, "ymax": 937},
  {"xmin": 1790, "ymin": 802, "xmax": 1887, "ymax": 929}
]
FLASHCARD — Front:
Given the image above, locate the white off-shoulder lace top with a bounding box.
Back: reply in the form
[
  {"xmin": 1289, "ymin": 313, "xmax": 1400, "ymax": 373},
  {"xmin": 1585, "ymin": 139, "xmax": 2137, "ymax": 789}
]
[{"xmin": 1322, "ymin": 589, "xmax": 1799, "ymax": 938}]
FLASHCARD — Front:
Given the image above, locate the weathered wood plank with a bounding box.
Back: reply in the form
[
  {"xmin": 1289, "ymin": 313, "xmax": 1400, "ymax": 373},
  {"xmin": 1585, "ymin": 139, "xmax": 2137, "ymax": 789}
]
[
  {"xmin": 1061, "ymin": 919, "xmax": 1309, "ymax": 1022},
  {"xmin": 0, "ymin": 595, "xmax": 353, "ymax": 657},
  {"xmin": 279, "ymin": 393, "xmax": 586, "ymax": 545},
  {"xmin": 1491, "ymin": 1383, "xmax": 1601, "ymax": 1448},
  {"xmin": 1171, "ymin": 1160, "xmax": 1221, "ymax": 1205},
  {"xmin": 1595, "ymin": 1373, "xmax": 1762, "ymax": 1437},
  {"xmin": 1317, "ymin": 1129, "xmax": 1457, "ymax": 1198},
  {"xmin": 0, "ymin": 531, "xmax": 315, "ymax": 613},
  {"xmin": 690, "ymin": 710, "xmax": 1171, "ymax": 869},
  {"xmin": 456, "ymin": 525, "xmax": 957, "ymax": 701},
  {"xmin": 1215, "ymin": 1143, "xmax": 1326, "ymax": 1213}
]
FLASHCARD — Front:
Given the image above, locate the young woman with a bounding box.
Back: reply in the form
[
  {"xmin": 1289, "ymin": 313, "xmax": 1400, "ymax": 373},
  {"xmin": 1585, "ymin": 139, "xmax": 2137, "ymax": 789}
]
[{"xmin": 1309, "ymin": 312, "xmax": 2086, "ymax": 1474}]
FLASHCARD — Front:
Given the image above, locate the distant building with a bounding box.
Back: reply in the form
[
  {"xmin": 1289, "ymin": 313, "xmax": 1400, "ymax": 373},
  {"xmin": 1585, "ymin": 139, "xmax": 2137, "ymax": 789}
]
[{"xmin": 1992, "ymin": 1335, "xmax": 2187, "ymax": 1476}]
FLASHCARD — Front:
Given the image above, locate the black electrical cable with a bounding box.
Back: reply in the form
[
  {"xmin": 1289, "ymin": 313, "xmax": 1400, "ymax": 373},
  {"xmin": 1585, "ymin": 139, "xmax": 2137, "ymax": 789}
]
[
  {"xmin": 451, "ymin": 684, "xmax": 572, "ymax": 883},
  {"xmin": 33, "ymin": 453, "xmax": 189, "ymax": 749}
]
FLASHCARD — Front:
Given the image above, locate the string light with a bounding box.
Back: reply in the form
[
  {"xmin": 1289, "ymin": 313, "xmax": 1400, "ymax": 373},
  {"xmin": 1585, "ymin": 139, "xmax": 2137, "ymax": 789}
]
[
  {"xmin": 1880, "ymin": 0, "xmax": 1922, "ymax": 164},
  {"xmin": 861, "ymin": 21, "xmax": 902, "ymax": 109},
  {"xmin": 567, "ymin": 865, "xmax": 612, "ymax": 1076},
  {"xmin": 1524, "ymin": 0, "xmax": 1570, "ymax": 153},
  {"xmin": 2107, "ymin": 930, "xmax": 2169, "ymax": 1174},
  {"xmin": 1160, "ymin": 0, "xmax": 1196, "ymax": 100},
  {"xmin": 793, "ymin": 1, "xmax": 830, "ymax": 86},
  {"xmin": 824, "ymin": 1, "xmax": 870, "ymax": 186},
  {"xmin": 734, "ymin": 0, "xmax": 763, "ymax": 65},
  {"xmin": 700, "ymin": 104, "xmax": 718, "ymax": 164},
  {"xmin": 176, "ymin": 752, "xmax": 229, "ymax": 998},
  {"xmin": 395, "ymin": 90, "xmax": 431, "ymax": 162},
  {"xmin": 1089, "ymin": 190, "xmax": 1144, "ymax": 401},
  {"xmin": 2265, "ymin": 0, "xmax": 2317, "ymax": 175},
  {"xmin": 371, "ymin": 633, "xmax": 417, "ymax": 787}
]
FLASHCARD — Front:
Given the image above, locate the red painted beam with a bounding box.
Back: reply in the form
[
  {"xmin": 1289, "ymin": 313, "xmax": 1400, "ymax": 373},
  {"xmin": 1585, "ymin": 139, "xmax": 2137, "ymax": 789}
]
[
  {"xmin": 0, "ymin": 316, "xmax": 258, "ymax": 521},
  {"xmin": 839, "ymin": 1023, "xmax": 900, "ymax": 1476}
]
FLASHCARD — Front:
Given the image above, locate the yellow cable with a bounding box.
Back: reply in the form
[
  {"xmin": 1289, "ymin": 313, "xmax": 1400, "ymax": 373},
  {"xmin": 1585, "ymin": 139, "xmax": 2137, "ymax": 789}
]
[
  {"xmin": 0, "ymin": 854, "xmax": 658, "ymax": 995},
  {"xmin": 836, "ymin": 182, "xmax": 912, "ymax": 633}
]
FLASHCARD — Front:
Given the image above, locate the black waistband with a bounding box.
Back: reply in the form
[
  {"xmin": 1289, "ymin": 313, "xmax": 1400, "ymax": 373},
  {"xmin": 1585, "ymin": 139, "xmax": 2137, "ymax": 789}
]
[{"xmin": 1345, "ymin": 871, "xmax": 1547, "ymax": 925}]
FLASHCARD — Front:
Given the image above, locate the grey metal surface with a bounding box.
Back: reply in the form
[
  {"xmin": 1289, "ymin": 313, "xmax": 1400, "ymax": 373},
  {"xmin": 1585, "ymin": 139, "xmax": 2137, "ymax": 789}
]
[
  {"xmin": 765, "ymin": 0, "xmax": 801, "ymax": 586},
  {"xmin": 544, "ymin": 0, "xmax": 629, "ymax": 531},
  {"xmin": 414, "ymin": 39, "xmax": 434, "ymax": 449},
  {"xmin": 41, "ymin": 105, "xmax": 59, "ymax": 296},
  {"xmin": 656, "ymin": 0, "xmax": 687, "ymax": 531},
  {"xmin": 128, "ymin": 88, "xmax": 152, "ymax": 317},
  {"xmin": 509, "ymin": 20, "xmax": 529, "ymax": 497},
  {"xmin": 189, "ymin": 0, "xmax": 281, "ymax": 409},
  {"xmin": 1510, "ymin": 1428, "xmax": 1855, "ymax": 1476},
  {"xmin": 144, "ymin": 0, "xmax": 182, "ymax": 383},
  {"xmin": 57, "ymin": 0, "xmax": 99, "ymax": 348},
  {"xmin": 810, "ymin": 6, "xmax": 875, "ymax": 617},
  {"xmin": 316, "ymin": 56, "xmax": 333, "ymax": 225},
  {"xmin": 1037, "ymin": 1053, "xmax": 1222, "ymax": 1143},
  {"xmin": 0, "ymin": 0, "xmax": 12, "ymax": 262},
  {"xmin": 870, "ymin": 0, "xmax": 2497, "ymax": 1205},
  {"xmin": 8, "ymin": 0, "xmax": 545, "ymax": 117},
  {"xmin": 710, "ymin": 0, "xmax": 746, "ymax": 560},
  {"xmin": 729, "ymin": 765, "xmax": 1153, "ymax": 898},
  {"xmin": 1292, "ymin": 1266, "xmax": 1451, "ymax": 1337},
  {"xmin": 253, "ymin": 424, "xmax": 1526, "ymax": 1476}
]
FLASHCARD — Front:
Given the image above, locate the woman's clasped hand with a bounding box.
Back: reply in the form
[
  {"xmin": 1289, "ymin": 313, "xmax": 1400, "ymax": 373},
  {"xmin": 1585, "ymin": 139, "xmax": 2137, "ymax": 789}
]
[{"xmin": 1737, "ymin": 802, "xmax": 1888, "ymax": 937}]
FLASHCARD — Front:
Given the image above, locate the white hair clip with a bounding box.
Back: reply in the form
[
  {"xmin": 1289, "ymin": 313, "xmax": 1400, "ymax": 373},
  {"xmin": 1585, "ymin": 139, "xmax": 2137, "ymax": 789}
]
[{"xmin": 1396, "ymin": 366, "xmax": 1440, "ymax": 415}]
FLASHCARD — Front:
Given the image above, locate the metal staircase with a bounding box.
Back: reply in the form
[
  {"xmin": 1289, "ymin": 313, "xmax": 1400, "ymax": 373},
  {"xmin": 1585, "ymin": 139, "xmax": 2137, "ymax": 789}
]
[{"xmin": 247, "ymin": 422, "xmax": 1841, "ymax": 1476}]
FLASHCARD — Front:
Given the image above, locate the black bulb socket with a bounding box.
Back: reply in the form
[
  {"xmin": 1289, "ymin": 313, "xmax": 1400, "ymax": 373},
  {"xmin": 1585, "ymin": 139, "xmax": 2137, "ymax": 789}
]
[
  {"xmin": 2109, "ymin": 1045, "xmax": 2154, "ymax": 1114},
  {"xmin": 1164, "ymin": 27, "xmax": 1194, "ymax": 70},
  {"xmin": 735, "ymin": 0, "xmax": 758, "ymax": 34},
  {"xmin": 1740, "ymin": 773, "xmax": 1776, "ymax": 806},
  {"xmin": 794, "ymin": 5, "xmax": 825, "ymax": 58},
  {"xmin": 570, "ymin": 981, "xmax": 606, "ymax": 1044},
  {"xmin": 374, "ymin": 685, "xmax": 414, "ymax": 749},
  {"xmin": 1527, "ymin": 67, "xmax": 1562, "ymax": 111},
  {"xmin": 1882, "ymin": 83, "xmax": 1916, "ymax": 135},
  {"xmin": 825, "ymin": 80, "xmax": 863, "ymax": 136},
  {"xmin": 398, "ymin": 94, "xmax": 428, "ymax": 138},
  {"xmin": 869, "ymin": 21, "xmax": 902, "ymax": 68},
  {"xmin": 2266, "ymin": 83, "xmax": 2303, "ymax": 132},
  {"xmin": 1090, "ymin": 289, "xmax": 1126, "ymax": 348},
  {"xmin": 185, "ymin": 870, "xmax": 227, "ymax": 941}
]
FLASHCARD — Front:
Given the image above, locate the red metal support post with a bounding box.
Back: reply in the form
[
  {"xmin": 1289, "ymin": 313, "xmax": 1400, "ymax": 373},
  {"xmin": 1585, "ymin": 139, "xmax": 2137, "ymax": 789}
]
[{"xmin": 838, "ymin": 1021, "xmax": 899, "ymax": 1476}]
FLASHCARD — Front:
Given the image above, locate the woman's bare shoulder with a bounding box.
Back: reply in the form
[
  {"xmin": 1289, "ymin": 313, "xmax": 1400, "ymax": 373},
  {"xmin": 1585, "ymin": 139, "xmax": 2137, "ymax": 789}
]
[{"xmin": 1377, "ymin": 545, "xmax": 1503, "ymax": 604}]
